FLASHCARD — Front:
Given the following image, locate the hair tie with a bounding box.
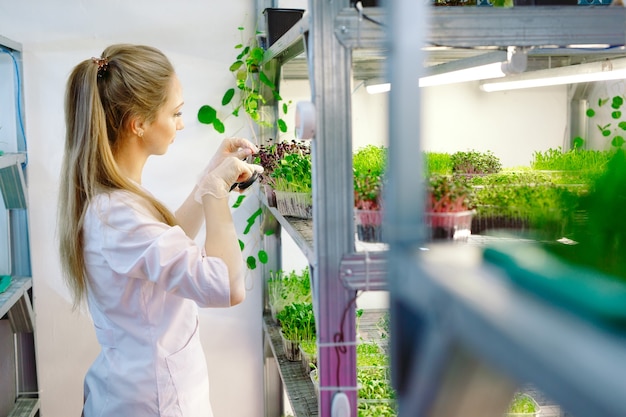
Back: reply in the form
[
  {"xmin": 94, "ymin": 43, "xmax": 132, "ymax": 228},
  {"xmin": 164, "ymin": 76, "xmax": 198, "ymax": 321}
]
[{"xmin": 91, "ymin": 56, "xmax": 109, "ymax": 78}]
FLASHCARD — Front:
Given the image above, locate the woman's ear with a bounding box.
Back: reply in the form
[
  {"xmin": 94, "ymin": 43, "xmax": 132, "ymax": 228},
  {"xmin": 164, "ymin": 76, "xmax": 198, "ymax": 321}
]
[{"xmin": 130, "ymin": 117, "xmax": 146, "ymax": 138}]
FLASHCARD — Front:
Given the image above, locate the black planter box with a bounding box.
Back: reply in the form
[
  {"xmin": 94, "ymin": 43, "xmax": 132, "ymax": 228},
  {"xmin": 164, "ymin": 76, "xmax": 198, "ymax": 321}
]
[{"xmin": 263, "ymin": 8, "xmax": 305, "ymax": 47}]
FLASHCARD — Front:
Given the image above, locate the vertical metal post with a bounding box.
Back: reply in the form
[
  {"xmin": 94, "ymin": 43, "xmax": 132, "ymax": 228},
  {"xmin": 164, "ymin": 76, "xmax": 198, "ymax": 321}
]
[
  {"xmin": 262, "ymin": 213, "xmax": 282, "ymax": 417},
  {"xmin": 308, "ymin": 0, "xmax": 357, "ymax": 416},
  {"xmin": 384, "ymin": 0, "xmax": 428, "ymax": 415}
]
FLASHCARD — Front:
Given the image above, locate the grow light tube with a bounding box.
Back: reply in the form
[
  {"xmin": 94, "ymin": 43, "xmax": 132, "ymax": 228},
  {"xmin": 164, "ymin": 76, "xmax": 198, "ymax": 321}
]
[
  {"xmin": 365, "ymin": 48, "xmax": 527, "ymax": 93},
  {"xmin": 480, "ymin": 57, "xmax": 626, "ymax": 92}
]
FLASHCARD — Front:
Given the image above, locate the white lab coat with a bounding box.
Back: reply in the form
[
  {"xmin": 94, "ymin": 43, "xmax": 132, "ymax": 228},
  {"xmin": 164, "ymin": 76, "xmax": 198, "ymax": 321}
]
[{"xmin": 81, "ymin": 189, "xmax": 231, "ymax": 417}]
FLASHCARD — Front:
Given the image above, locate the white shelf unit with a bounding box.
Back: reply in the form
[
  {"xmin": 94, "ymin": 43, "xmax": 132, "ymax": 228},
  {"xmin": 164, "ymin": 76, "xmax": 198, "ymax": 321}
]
[
  {"xmin": 0, "ymin": 36, "xmax": 38, "ymax": 417},
  {"xmin": 256, "ymin": 2, "xmax": 626, "ymax": 417}
]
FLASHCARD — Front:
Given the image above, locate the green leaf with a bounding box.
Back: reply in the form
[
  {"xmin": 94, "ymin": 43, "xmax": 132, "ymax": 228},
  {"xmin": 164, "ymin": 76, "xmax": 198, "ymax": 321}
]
[
  {"xmin": 229, "ymin": 61, "xmax": 244, "ymax": 72},
  {"xmin": 244, "ymin": 208, "xmax": 263, "ymax": 235},
  {"xmin": 282, "ymin": 102, "xmax": 289, "ymax": 114},
  {"xmin": 619, "ymin": 121, "xmax": 626, "ymax": 130},
  {"xmin": 612, "ymin": 95, "xmax": 624, "ymax": 108},
  {"xmin": 222, "ymin": 88, "xmax": 236, "ymax": 106},
  {"xmin": 586, "ymin": 108, "xmax": 596, "ymax": 118},
  {"xmin": 246, "ymin": 256, "xmax": 257, "ymax": 270},
  {"xmin": 258, "ymin": 250, "xmax": 269, "ymax": 264},
  {"xmin": 603, "ymin": 129, "xmax": 612, "ymax": 137},
  {"xmin": 612, "ymin": 135, "xmax": 625, "ymax": 147},
  {"xmin": 249, "ymin": 46, "xmax": 265, "ymax": 64},
  {"xmin": 238, "ymin": 239, "xmax": 244, "ymax": 250},
  {"xmin": 599, "ymin": 97, "xmax": 609, "ymax": 107},
  {"xmin": 236, "ymin": 69, "xmax": 247, "ymax": 82},
  {"xmin": 213, "ymin": 118, "xmax": 225, "ymax": 134},
  {"xmin": 612, "ymin": 111, "xmax": 622, "ymax": 119},
  {"xmin": 197, "ymin": 105, "xmax": 217, "ymax": 124},
  {"xmin": 573, "ymin": 136, "xmax": 585, "ymax": 149},
  {"xmin": 277, "ymin": 119, "xmax": 287, "ymax": 133},
  {"xmin": 265, "ymin": 229, "xmax": 275, "ymax": 236},
  {"xmin": 232, "ymin": 195, "xmax": 246, "ymax": 208},
  {"xmin": 259, "ymin": 71, "xmax": 276, "ymax": 89}
]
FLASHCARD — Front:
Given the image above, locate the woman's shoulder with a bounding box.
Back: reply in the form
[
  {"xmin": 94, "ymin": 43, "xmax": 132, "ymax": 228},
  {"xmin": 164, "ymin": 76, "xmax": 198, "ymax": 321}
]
[{"xmin": 87, "ymin": 189, "xmax": 162, "ymax": 224}]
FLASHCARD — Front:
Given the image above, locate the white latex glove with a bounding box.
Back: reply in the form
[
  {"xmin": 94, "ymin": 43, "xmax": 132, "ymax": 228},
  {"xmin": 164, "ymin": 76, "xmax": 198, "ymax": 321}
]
[
  {"xmin": 203, "ymin": 137, "xmax": 259, "ymax": 175},
  {"xmin": 195, "ymin": 156, "xmax": 263, "ymax": 202}
]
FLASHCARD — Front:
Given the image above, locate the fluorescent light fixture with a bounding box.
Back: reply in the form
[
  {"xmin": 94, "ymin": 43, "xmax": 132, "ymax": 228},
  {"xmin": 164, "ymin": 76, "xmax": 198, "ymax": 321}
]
[
  {"xmin": 481, "ymin": 57, "xmax": 626, "ymax": 92},
  {"xmin": 365, "ymin": 81, "xmax": 390, "ymax": 94},
  {"xmin": 365, "ymin": 48, "xmax": 527, "ymax": 93},
  {"xmin": 420, "ymin": 50, "xmax": 514, "ymax": 87},
  {"xmin": 419, "ymin": 61, "xmax": 506, "ymax": 87}
]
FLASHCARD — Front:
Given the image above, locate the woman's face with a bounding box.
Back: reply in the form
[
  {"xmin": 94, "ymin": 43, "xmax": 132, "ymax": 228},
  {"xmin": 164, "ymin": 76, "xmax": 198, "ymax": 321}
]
[{"xmin": 141, "ymin": 75, "xmax": 185, "ymax": 155}]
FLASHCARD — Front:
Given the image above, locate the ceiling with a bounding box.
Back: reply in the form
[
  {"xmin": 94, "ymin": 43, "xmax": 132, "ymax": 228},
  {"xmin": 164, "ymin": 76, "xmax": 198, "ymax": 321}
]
[{"xmin": 282, "ymin": 45, "xmax": 626, "ymax": 80}]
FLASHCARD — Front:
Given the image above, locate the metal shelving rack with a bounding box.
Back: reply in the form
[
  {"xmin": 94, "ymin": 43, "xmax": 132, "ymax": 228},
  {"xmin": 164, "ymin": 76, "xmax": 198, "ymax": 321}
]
[
  {"xmin": 257, "ymin": 2, "xmax": 389, "ymax": 416},
  {"xmin": 257, "ymin": 2, "xmax": 626, "ymax": 417},
  {"xmin": 0, "ymin": 35, "xmax": 38, "ymax": 417},
  {"xmin": 384, "ymin": 3, "xmax": 626, "ymax": 417}
]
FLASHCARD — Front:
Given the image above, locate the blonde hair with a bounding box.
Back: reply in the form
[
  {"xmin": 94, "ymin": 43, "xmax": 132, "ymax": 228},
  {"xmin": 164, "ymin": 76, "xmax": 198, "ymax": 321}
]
[{"xmin": 59, "ymin": 44, "xmax": 178, "ymax": 309}]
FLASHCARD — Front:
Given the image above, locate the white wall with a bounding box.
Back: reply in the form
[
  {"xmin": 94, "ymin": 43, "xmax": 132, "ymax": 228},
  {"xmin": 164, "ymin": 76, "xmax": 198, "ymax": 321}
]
[
  {"xmin": 0, "ymin": 2, "xmax": 266, "ymax": 417},
  {"xmin": 283, "ymin": 78, "xmax": 568, "ymax": 168},
  {"xmin": 421, "ymin": 82, "xmax": 569, "ymax": 168}
]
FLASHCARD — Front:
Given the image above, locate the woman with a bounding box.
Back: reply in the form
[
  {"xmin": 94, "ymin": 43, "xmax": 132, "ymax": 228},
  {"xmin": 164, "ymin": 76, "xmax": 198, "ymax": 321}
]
[{"xmin": 58, "ymin": 44, "xmax": 262, "ymax": 416}]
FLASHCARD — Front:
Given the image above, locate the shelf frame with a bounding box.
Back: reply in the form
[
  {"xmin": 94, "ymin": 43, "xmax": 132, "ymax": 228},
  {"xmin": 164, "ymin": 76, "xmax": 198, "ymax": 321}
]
[
  {"xmin": 0, "ymin": 276, "xmax": 32, "ymax": 322},
  {"xmin": 0, "ymin": 35, "xmax": 37, "ymax": 416},
  {"xmin": 383, "ymin": 2, "xmax": 626, "ymax": 417},
  {"xmin": 257, "ymin": 2, "xmax": 626, "ymax": 417},
  {"xmin": 335, "ymin": 6, "xmax": 626, "ymax": 49},
  {"xmin": 263, "ymin": 314, "xmax": 319, "ymax": 417},
  {"xmin": 395, "ymin": 244, "xmax": 626, "ymax": 417},
  {"xmin": 7, "ymin": 397, "xmax": 39, "ymax": 417}
]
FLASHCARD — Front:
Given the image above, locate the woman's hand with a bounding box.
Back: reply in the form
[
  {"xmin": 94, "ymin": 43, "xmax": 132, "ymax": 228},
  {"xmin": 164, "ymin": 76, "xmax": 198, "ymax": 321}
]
[
  {"xmin": 203, "ymin": 138, "xmax": 259, "ymax": 174},
  {"xmin": 195, "ymin": 157, "xmax": 263, "ymax": 201}
]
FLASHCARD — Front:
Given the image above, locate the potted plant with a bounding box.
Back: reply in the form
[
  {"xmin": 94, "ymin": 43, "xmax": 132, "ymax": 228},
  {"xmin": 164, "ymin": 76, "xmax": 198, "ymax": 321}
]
[
  {"xmin": 530, "ymin": 146, "xmax": 610, "ymax": 185},
  {"xmin": 263, "ymin": 8, "xmax": 305, "ymax": 47},
  {"xmin": 483, "ymin": 150, "xmax": 626, "ymax": 334},
  {"xmin": 267, "ymin": 267, "xmax": 312, "ymax": 323},
  {"xmin": 424, "ymin": 151, "xmax": 453, "ymax": 175},
  {"xmin": 542, "ymin": 148, "xmax": 626, "ymax": 278},
  {"xmin": 469, "ymin": 170, "xmax": 582, "ymax": 238},
  {"xmin": 425, "ymin": 174, "xmax": 475, "ymax": 241},
  {"xmin": 254, "ymin": 140, "xmax": 312, "ymax": 218},
  {"xmin": 276, "ymin": 301, "xmax": 316, "ymax": 361},
  {"xmin": 506, "ymin": 392, "xmax": 541, "ymax": 417},
  {"xmin": 197, "ymin": 25, "xmax": 289, "ymax": 139},
  {"xmin": 299, "ymin": 339, "xmax": 317, "ymax": 374},
  {"xmin": 451, "ymin": 149, "xmax": 502, "ymax": 176},
  {"xmin": 353, "ymin": 145, "xmax": 387, "ymax": 242},
  {"xmin": 356, "ymin": 340, "xmax": 396, "ymax": 416}
]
